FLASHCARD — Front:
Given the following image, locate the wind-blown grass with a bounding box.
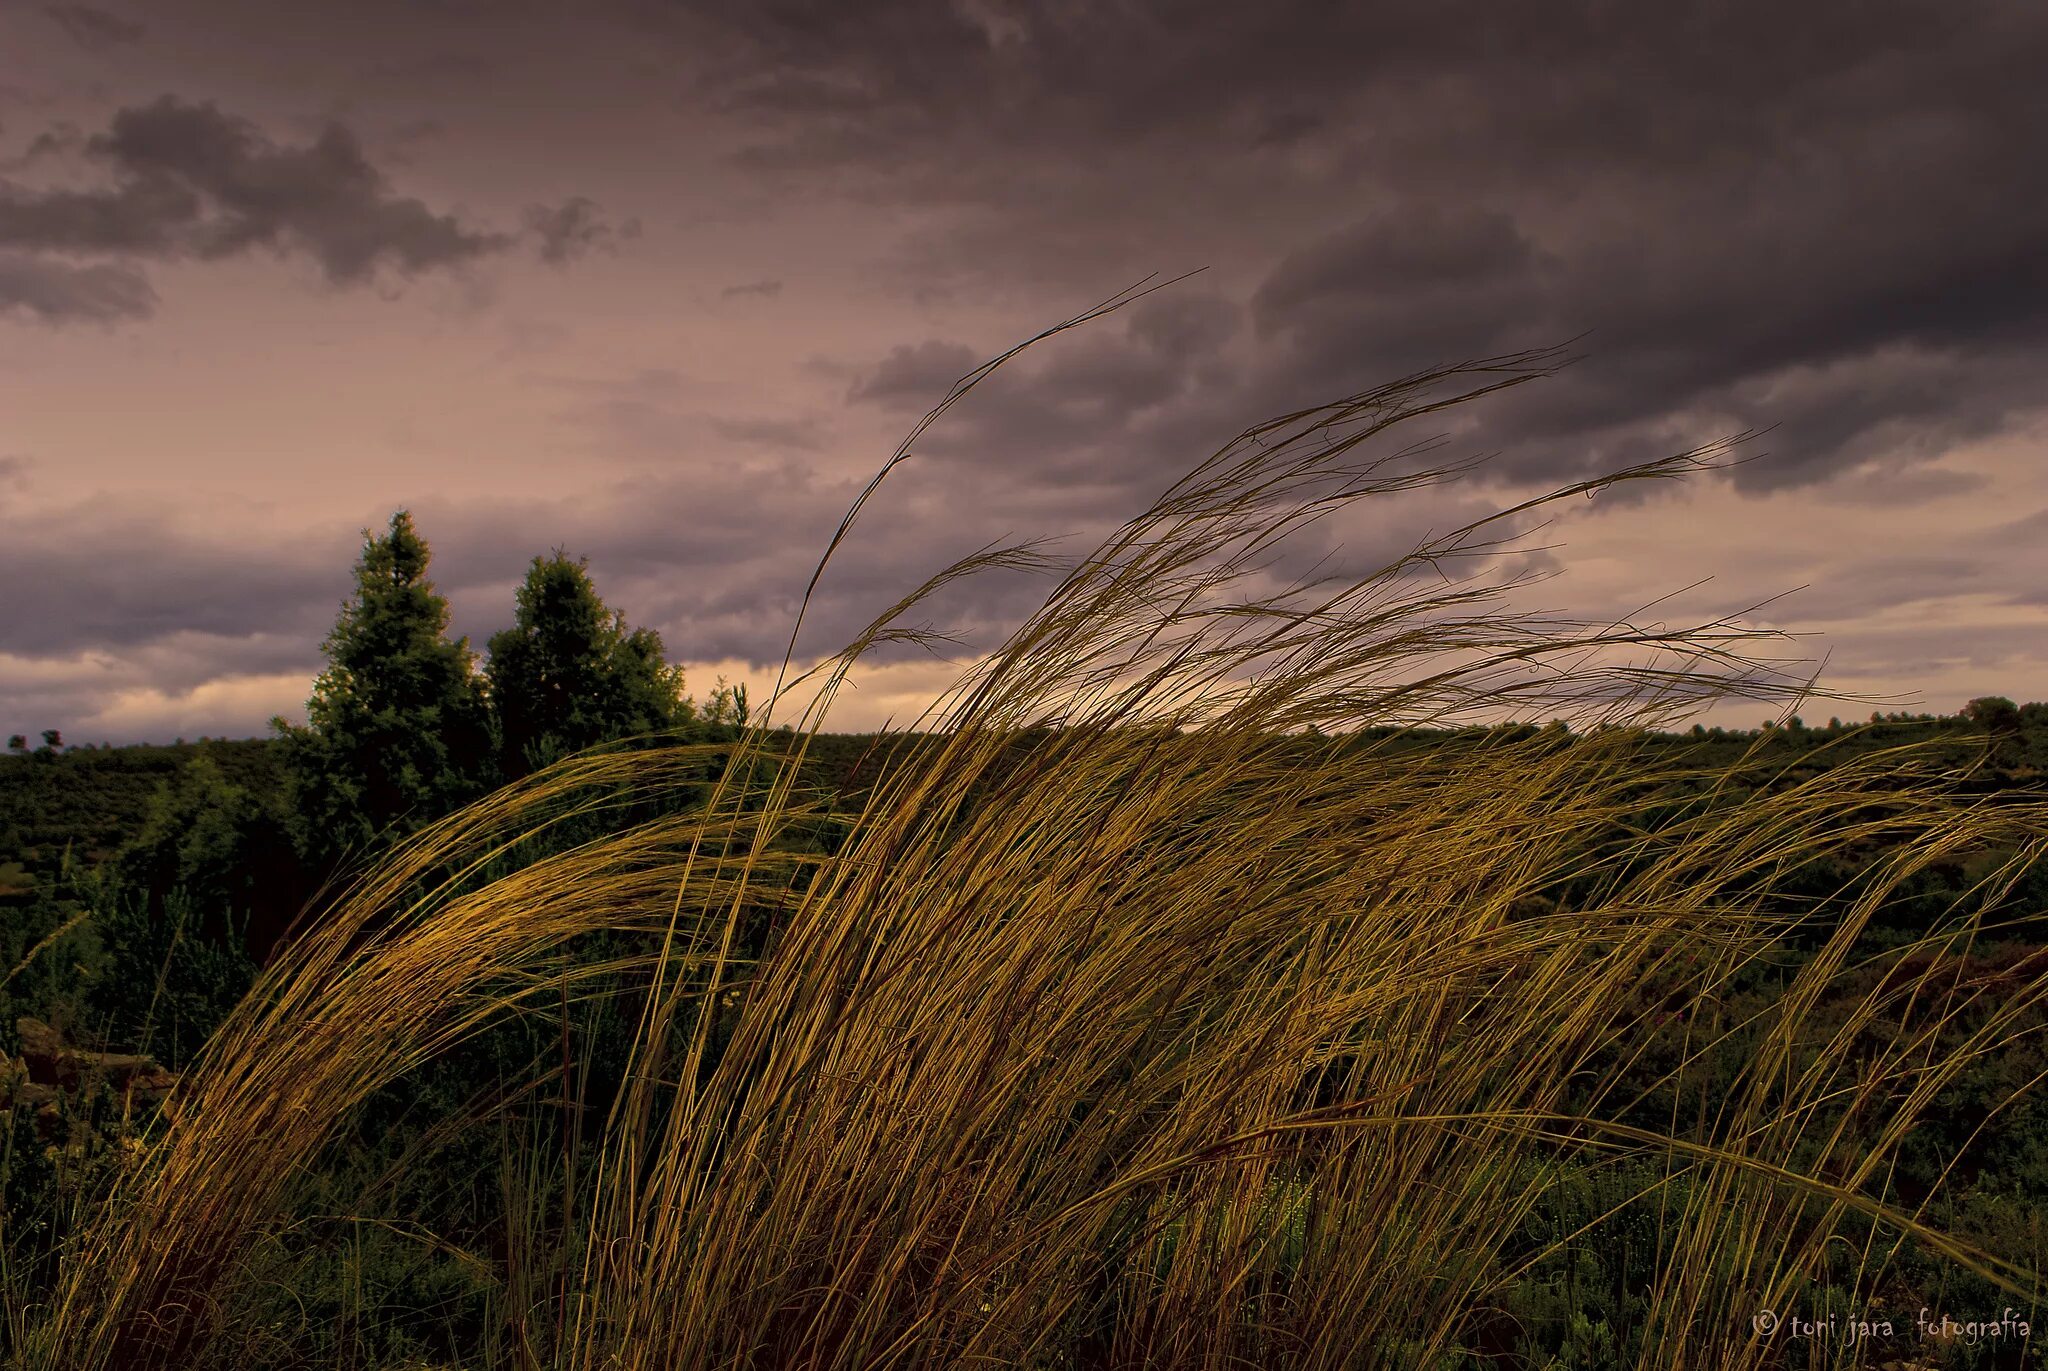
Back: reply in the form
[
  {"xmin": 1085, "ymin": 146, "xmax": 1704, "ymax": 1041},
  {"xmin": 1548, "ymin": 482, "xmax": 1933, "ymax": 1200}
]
[{"xmin": 18, "ymin": 288, "xmax": 2048, "ymax": 1369}]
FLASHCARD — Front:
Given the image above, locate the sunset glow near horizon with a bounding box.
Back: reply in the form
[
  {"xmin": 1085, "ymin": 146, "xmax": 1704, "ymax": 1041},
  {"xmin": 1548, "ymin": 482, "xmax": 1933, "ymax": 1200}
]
[{"xmin": 4, "ymin": 1, "xmax": 2045, "ymax": 745}]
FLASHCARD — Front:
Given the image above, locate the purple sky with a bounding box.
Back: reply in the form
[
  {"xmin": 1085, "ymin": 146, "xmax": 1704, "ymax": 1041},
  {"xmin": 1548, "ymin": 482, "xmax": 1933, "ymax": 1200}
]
[{"xmin": 3, "ymin": 0, "xmax": 2045, "ymax": 742}]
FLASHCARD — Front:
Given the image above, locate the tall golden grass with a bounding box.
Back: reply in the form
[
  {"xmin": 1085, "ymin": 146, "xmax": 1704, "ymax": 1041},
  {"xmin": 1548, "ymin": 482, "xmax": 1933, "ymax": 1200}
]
[{"xmin": 19, "ymin": 285, "xmax": 2048, "ymax": 1368}]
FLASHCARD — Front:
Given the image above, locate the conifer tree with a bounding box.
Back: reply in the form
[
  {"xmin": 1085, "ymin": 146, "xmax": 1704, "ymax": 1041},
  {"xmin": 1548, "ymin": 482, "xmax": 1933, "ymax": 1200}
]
[
  {"xmin": 485, "ymin": 551, "xmax": 688, "ymax": 779},
  {"xmin": 273, "ymin": 511, "xmax": 493, "ymax": 870}
]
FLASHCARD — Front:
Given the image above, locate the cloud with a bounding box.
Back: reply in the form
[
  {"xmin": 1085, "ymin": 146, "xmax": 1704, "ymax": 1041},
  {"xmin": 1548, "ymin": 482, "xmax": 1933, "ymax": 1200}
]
[
  {"xmin": 0, "ymin": 462, "xmax": 902, "ymax": 737},
  {"xmin": 709, "ymin": 415, "xmax": 822, "ymax": 449},
  {"xmin": 0, "ymin": 122, "xmax": 86, "ymax": 171},
  {"xmin": 846, "ymin": 339, "xmax": 981, "ymax": 407},
  {"xmin": 85, "ymin": 97, "xmax": 512, "ymax": 281},
  {"xmin": 643, "ymin": 0, "xmax": 2048, "ymax": 492},
  {"xmin": 4, "ymin": 346, "xmax": 2031, "ymax": 744},
  {"xmin": 836, "ymin": 288, "xmax": 1262, "ymax": 498},
  {"xmin": 0, "ymin": 650, "xmax": 315, "ymax": 744},
  {"xmin": 386, "ymin": 118, "xmax": 445, "ymax": 146},
  {"xmin": 0, "ymin": 494, "xmax": 399, "ymax": 661},
  {"xmin": 0, "ymin": 96, "xmax": 574, "ymax": 320},
  {"xmin": 0, "ymin": 498, "xmax": 354, "ymax": 741},
  {"xmin": 358, "ymin": 50, "xmax": 496, "ymax": 90},
  {"xmin": 1248, "ymin": 206, "xmax": 1552, "ymax": 368},
  {"xmin": 42, "ymin": 4, "xmax": 145, "ymax": 52},
  {"xmin": 0, "ymin": 172, "xmax": 202, "ymax": 254},
  {"xmin": 0, "ymin": 249, "xmax": 155, "ymax": 321},
  {"xmin": 525, "ymin": 195, "xmax": 638, "ymax": 265},
  {"xmin": 4, "ymin": 0, "xmax": 2045, "ymax": 736},
  {"xmin": 84, "ymin": 672, "xmax": 315, "ymax": 743},
  {"xmin": 825, "ymin": 182, "xmax": 2048, "ymax": 500}
]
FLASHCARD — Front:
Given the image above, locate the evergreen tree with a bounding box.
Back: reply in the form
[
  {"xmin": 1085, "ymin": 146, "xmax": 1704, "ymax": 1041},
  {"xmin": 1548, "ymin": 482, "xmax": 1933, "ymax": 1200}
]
[
  {"xmin": 273, "ymin": 511, "xmax": 494, "ymax": 871},
  {"xmin": 485, "ymin": 551, "xmax": 689, "ymax": 779}
]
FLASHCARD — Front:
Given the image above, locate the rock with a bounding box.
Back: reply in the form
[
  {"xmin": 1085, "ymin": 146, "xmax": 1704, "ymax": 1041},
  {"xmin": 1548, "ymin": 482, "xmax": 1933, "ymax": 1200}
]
[
  {"xmin": 0, "ymin": 1077, "xmax": 64, "ymax": 1142},
  {"xmin": 13, "ymin": 1017, "xmax": 61, "ymax": 1070},
  {"xmin": 5, "ymin": 1021, "xmax": 181, "ymax": 1145},
  {"xmin": 12, "ymin": 1017, "xmax": 178, "ymax": 1101}
]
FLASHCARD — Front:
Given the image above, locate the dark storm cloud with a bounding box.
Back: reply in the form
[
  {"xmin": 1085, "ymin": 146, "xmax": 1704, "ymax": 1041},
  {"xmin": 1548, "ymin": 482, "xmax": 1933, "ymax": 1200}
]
[
  {"xmin": 1714, "ymin": 348, "xmax": 2046, "ymax": 489},
  {"xmin": 1980, "ymin": 504, "xmax": 2048, "ymax": 614},
  {"xmin": 668, "ymin": 0, "xmax": 2041, "ymax": 194},
  {"xmin": 42, "ymin": 4, "xmax": 145, "ymax": 51},
  {"xmin": 1811, "ymin": 621, "xmax": 2035, "ymax": 681},
  {"xmin": 0, "ymin": 97, "xmax": 618, "ymax": 320},
  {"xmin": 406, "ymin": 459, "xmax": 944, "ymax": 668},
  {"xmin": 0, "ymin": 172, "xmax": 200, "ymax": 253},
  {"xmin": 0, "ymin": 249, "xmax": 154, "ymax": 321},
  {"xmin": 79, "ymin": 97, "xmax": 511, "ymax": 281},
  {"xmin": 1776, "ymin": 556, "xmax": 1995, "ymax": 623},
  {"xmin": 0, "ymin": 123, "xmax": 85, "ymax": 170},
  {"xmin": 660, "ymin": 0, "xmax": 2048, "ymax": 492},
  {"xmin": 525, "ymin": 196, "xmax": 639, "ymax": 265},
  {"xmin": 841, "ymin": 287, "xmax": 1286, "ymax": 497},
  {"xmin": 0, "ymin": 394, "xmax": 1576, "ymax": 742},
  {"xmin": 407, "ymin": 423, "xmax": 1367, "ymax": 674},
  {"xmin": 2, "ymin": 632, "xmax": 319, "ymax": 699},
  {"xmin": 1243, "ymin": 170, "xmax": 2048, "ymax": 488},
  {"xmin": 1246, "ymin": 208, "xmax": 1553, "ymax": 375},
  {"xmin": 6, "ymin": 0, "xmax": 2045, "ymax": 736},
  {"xmin": 846, "ymin": 340, "xmax": 980, "ymax": 407},
  {"xmin": 0, "ymin": 502, "xmax": 345, "ymax": 655},
  {"xmin": 0, "ymin": 95, "xmax": 507, "ymax": 280}
]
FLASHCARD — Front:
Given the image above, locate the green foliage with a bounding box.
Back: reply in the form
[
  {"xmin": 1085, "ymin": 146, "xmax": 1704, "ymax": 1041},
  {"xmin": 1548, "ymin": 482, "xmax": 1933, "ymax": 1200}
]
[
  {"xmin": 1, "ymin": 1095, "xmax": 62, "ymax": 1295},
  {"xmin": 484, "ymin": 552, "xmax": 688, "ymax": 780},
  {"xmin": 273, "ymin": 512, "xmax": 494, "ymax": 874},
  {"xmin": 86, "ymin": 887, "xmax": 253, "ymax": 1073},
  {"xmin": 0, "ymin": 866, "xmax": 98, "ymax": 1060},
  {"xmin": 112, "ymin": 752, "xmax": 297, "ymax": 937},
  {"xmin": 697, "ymin": 675, "xmax": 748, "ymax": 729},
  {"xmin": 54, "ymin": 751, "xmax": 294, "ymax": 1065},
  {"xmin": 0, "ymin": 739, "xmax": 281, "ymax": 894},
  {"xmin": 4, "ymin": 718, "xmax": 2048, "ymax": 1367},
  {"xmin": 1968, "ymin": 695, "xmax": 2028, "ymax": 772}
]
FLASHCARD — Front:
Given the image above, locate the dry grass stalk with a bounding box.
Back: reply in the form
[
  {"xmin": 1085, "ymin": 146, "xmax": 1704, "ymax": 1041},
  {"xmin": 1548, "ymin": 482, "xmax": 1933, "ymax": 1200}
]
[{"xmin": 22, "ymin": 288, "xmax": 2048, "ymax": 1370}]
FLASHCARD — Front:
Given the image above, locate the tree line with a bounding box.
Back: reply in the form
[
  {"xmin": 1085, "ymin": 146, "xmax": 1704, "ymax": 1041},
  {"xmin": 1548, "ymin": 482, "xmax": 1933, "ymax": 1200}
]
[
  {"xmin": 275, "ymin": 510, "xmax": 742, "ymax": 876},
  {"xmin": 2, "ymin": 511, "xmax": 747, "ymax": 1068},
  {"xmin": 7, "ymin": 507, "xmax": 2048, "ymax": 1073}
]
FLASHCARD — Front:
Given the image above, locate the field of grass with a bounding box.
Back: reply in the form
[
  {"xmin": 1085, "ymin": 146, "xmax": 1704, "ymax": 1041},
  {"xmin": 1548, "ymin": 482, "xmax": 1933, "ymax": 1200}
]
[{"xmin": 4, "ymin": 327, "xmax": 2047, "ymax": 1369}]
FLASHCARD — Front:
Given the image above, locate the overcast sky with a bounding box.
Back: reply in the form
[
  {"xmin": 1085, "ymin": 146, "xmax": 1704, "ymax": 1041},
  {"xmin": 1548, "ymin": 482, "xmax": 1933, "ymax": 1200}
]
[{"xmin": 3, "ymin": 0, "xmax": 2045, "ymax": 743}]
